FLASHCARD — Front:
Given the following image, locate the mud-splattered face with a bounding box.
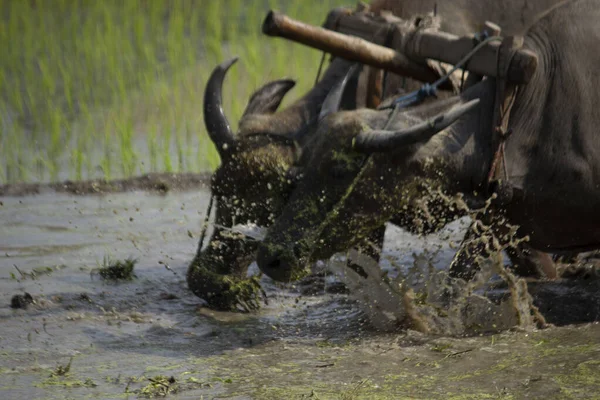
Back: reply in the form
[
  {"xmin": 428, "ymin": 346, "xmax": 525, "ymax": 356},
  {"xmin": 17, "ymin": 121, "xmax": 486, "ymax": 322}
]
[
  {"xmin": 255, "ymin": 110, "xmax": 405, "ymax": 282},
  {"xmin": 212, "ymin": 136, "xmax": 297, "ymax": 229},
  {"xmin": 188, "ymin": 56, "xmax": 362, "ymax": 309},
  {"xmin": 187, "ymin": 135, "xmax": 299, "ymax": 309},
  {"xmin": 256, "ymin": 97, "xmax": 479, "ymax": 282}
]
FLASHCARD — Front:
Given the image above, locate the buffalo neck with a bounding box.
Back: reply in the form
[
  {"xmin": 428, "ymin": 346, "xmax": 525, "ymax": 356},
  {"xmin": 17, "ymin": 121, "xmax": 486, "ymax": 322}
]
[{"xmin": 387, "ymin": 79, "xmax": 498, "ymax": 205}]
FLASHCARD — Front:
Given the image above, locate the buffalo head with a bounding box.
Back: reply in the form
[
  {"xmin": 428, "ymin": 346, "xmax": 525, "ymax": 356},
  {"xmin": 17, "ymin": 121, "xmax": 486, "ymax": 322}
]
[
  {"xmin": 256, "ymin": 80, "xmax": 484, "ymax": 282},
  {"xmin": 188, "ymin": 57, "xmax": 357, "ymax": 310}
]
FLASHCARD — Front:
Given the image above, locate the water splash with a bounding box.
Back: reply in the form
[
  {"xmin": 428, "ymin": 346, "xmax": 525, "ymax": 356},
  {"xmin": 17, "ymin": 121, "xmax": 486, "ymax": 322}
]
[
  {"xmin": 325, "ymin": 184, "xmax": 549, "ymax": 335},
  {"xmin": 228, "ymin": 223, "xmax": 267, "ymax": 241},
  {"xmin": 331, "ymin": 248, "xmax": 546, "ymax": 334},
  {"xmin": 230, "ymin": 214, "xmax": 548, "ymax": 336}
]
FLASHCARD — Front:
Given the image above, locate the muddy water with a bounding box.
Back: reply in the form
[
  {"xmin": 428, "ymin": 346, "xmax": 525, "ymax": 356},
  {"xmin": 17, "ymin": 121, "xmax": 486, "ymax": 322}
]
[{"xmin": 0, "ymin": 189, "xmax": 599, "ymax": 399}]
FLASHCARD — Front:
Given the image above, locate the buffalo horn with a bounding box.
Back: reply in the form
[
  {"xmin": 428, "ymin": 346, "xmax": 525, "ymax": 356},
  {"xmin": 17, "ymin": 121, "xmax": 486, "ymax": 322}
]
[
  {"xmin": 318, "ymin": 64, "xmax": 359, "ymax": 121},
  {"xmin": 353, "ymin": 98, "xmax": 480, "ymax": 153},
  {"xmin": 204, "ymin": 57, "xmax": 238, "ymax": 157}
]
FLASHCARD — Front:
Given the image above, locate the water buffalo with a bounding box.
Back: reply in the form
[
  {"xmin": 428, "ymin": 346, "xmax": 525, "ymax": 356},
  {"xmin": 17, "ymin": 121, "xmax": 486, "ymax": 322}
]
[
  {"xmin": 361, "ymin": 0, "xmax": 564, "ymax": 97},
  {"xmin": 189, "ymin": 0, "xmax": 563, "ymax": 310},
  {"xmin": 257, "ymin": 0, "xmax": 600, "ymax": 282},
  {"xmin": 369, "ymin": 0, "xmax": 558, "ymax": 35},
  {"xmin": 187, "ymin": 57, "xmax": 357, "ymax": 311}
]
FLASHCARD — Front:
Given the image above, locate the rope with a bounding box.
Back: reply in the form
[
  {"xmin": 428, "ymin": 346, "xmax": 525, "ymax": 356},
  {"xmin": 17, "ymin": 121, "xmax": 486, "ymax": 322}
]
[
  {"xmin": 380, "ymin": 34, "xmax": 503, "ymax": 110},
  {"xmin": 315, "ymin": 10, "xmax": 346, "ymax": 87},
  {"xmin": 487, "ymin": 84, "xmax": 519, "ymax": 185},
  {"xmin": 314, "ymin": 52, "xmax": 327, "ymax": 86},
  {"xmin": 196, "ymin": 194, "xmax": 214, "ymax": 254}
]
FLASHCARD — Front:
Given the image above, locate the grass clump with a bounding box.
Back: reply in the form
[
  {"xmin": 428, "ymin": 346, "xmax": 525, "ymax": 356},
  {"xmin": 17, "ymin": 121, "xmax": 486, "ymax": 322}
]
[
  {"xmin": 51, "ymin": 357, "xmax": 73, "ymax": 377},
  {"xmin": 38, "ymin": 358, "xmax": 98, "ymax": 389},
  {"xmin": 97, "ymin": 256, "xmax": 138, "ymax": 281},
  {"xmin": 137, "ymin": 375, "xmax": 178, "ymax": 398}
]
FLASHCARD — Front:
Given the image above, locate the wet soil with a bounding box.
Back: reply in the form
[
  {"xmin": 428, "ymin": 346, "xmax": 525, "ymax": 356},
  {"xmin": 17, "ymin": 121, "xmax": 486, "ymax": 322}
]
[
  {"xmin": 0, "ymin": 172, "xmax": 211, "ymax": 197},
  {"xmin": 0, "ymin": 181, "xmax": 598, "ymax": 399}
]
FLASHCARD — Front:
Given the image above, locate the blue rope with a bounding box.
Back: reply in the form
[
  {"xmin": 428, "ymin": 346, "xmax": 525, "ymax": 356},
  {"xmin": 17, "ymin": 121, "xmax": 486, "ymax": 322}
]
[
  {"xmin": 383, "ymin": 83, "xmax": 437, "ymax": 109},
  {"xmin": 380, "ymin": 32, "xmax": 502, "ymax": 110},
  {"xmin": 473, "ymin": 30, "xmax": 490, "ymax": 43}
]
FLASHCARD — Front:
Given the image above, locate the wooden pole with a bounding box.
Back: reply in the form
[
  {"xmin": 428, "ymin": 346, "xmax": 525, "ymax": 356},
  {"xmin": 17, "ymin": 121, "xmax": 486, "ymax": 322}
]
[
  {"xmin": 262, "ymin": 10, "xmax": 444, "ymax": 86},
  {"xmin": 264, "ymin": 10, "xmax": 538, "ymax": 85}
]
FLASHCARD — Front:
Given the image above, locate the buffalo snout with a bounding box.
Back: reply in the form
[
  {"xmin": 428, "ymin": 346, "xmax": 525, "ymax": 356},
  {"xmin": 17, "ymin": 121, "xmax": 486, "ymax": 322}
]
[{"xmin": 257, "ymin": 242, "xmax": 305, "ymax": 282}]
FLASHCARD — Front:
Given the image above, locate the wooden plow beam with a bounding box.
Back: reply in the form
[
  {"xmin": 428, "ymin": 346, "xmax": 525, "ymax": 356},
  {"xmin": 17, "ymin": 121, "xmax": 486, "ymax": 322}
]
[{"xmin": 262, "ymin": 9, "xmax": 537, "ymax": 85}]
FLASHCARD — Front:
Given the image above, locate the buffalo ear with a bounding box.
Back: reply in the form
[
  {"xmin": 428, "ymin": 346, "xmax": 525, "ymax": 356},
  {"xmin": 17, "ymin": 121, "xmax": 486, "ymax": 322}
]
[{"xmin": 242, "ymin": 79, "xmax": 296, "ymax": 117}]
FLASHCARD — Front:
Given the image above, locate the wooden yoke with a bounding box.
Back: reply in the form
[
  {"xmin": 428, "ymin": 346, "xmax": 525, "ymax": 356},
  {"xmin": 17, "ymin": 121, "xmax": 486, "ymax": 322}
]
[
  {"xmin": 262, "ymin": 10, "xmax": 444, "ymax": 86},
  {"xmin": 262, "ymin": 9, "xmax": 538, "ymax": 85},
  {"xmin": 322, "ymin": 4, "xmax": 390, "ymax": 108}
]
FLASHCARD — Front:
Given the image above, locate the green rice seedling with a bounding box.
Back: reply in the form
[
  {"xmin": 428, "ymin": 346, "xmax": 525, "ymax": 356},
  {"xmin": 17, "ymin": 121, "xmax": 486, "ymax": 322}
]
[
  {"xmin": 4, "ymin": 123, "xmax": 18, "ymax": 183},
  {"xmin": 59, "ymin": 62, "xmax": 75, "ymax": 118},
  {"xmin": 184, "ymin": 120, "xmax": 195, "ymax": 172},
  {"xmin": 47, "ymin": 112, "xmax": 63, "ymax": 182},
  {"xmin": 162, "ymin": 121, "xmax": 173, "ymax": 174},
  {"xmin": 148, "ymin": 125, "xmax": 159, "ymax": 173},
  {"xmin": 15, "ymin": 138, "xmax": 29, "ymax": 183},
  {"xmin": 81, "ymin": 106, "xmax": 95, "ymax": 180},
  {"xmin": 204, "ymin": 2, "xmax": 223, "ymax": 62},
  {"xmin": 72, "ymin": 147, "xmax": 84, "ymax": 182},
  {"xmin": 32, "ymin": 151, "xmax": 45, "ymax": 183},
  {"xmin": 1, "ymin": 0, "xmax": 350, "ymax": 184},
  {"xmin": 101, "ymin": 121, "xmax": 113, "ymax": 182},
  {"xmin": 175, "ymin": 121, "xmax": 185, "ymax": 173},
  {"xmin": 117, "ymin": 117, "xmax": 137, "ymax": 178}
]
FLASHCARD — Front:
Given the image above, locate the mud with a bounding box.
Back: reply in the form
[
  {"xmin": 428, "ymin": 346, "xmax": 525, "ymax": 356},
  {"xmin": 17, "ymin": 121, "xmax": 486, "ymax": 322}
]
[
  {"xmin": 0, "ymin": 186, "xmax": 599, "ymax": 399},
  {"xmin": 0, "ymin": 172, "xmax": 211, "ymax": 197}
]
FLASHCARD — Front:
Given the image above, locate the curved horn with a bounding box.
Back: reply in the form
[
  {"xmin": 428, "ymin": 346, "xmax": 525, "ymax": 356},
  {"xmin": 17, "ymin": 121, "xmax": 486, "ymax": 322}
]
[
  {"xmin": 242, "ymin": 79, "xmax": 296, "ymax": 117},
  {"xmin": 353, "ymin": 99, "xmax": 480, "ymax": 153},
  {"xmin": 319, "ymin": 64, "xmax": 359, "ymax": 121},
  {"xmin": 204, "ymin": 57, "xmax": 238, "ymax": 157}
]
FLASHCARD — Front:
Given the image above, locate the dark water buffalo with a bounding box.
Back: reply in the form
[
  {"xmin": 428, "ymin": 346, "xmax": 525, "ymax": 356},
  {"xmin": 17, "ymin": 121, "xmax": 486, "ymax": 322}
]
[
  {"xmin": 187, "ymin": 57, "xmax": 357, "ymax": 310},
  {"xmin": 360, "ymin": 0, "xmax": 564, "ymax": 97},
  {"xmin": 189, "ymin": 0, "xmax": 564, "ymax": 310},
  {"xmin": 257, "ymin": 0, "xmax": 600, "ymax": 282},
  {"xmin": 369, "ymin": 0, "xmax": 559, "ymax": 35}
]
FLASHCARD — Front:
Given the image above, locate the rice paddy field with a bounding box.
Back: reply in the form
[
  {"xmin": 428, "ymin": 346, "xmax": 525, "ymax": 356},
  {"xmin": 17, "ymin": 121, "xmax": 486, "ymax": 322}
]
[
  {"xmin": 2, "ymin": 3, "xmax": 600, "ymax": 398},
  {"xmin": 0, "ymin": 0, "xmax": 348, "ymax": 184}
]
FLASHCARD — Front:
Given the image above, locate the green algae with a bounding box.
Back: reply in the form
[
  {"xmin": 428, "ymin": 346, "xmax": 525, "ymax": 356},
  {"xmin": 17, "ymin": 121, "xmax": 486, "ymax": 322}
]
[
  {"xmin": 96, "ymin": 256, "xmax": 137, "ymax": 281},
  {"xmin": 135, "ymin": 375, "xmax": 178, "ymax": 398},
  {"xmin": 553, "ymin": 360, "xmax": 600, "ymax": 397},
  {"xmin": 13, "ymin": 324, "xmax": 599, "ymax": 400},
  {"xmin": 34, "ymin": 358, "xmax": 99, "ymax": 391},
  {"xmin": 37, "ymin": 376, "xmax": 98, "ymax": 389},
  {"xmin": 186, "ymin": 263, "xmax": 264, "ymax": 312},
  {"xmin": 35, "ymin": 377, "xmax": 98, "ymax": 389}
]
